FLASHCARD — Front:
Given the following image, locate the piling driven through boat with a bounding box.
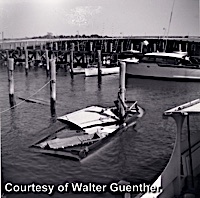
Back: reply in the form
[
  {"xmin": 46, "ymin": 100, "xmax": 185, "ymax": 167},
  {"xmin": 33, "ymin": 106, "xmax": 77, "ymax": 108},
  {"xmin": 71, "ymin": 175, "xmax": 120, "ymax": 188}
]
[
  {"xmin": 31, "ymin": 62, "xmax": 144, "ymax": 161},
  {"xmin": 126, "ymin": 52, "xmax": 200, "ymax": 80}
]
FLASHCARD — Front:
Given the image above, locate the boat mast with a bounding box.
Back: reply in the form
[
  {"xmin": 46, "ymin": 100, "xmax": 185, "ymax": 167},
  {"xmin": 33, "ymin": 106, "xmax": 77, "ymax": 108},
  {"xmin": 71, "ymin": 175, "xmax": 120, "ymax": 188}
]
[{"xmin": 164, "ymin": 0, "xmax": 176, "ymax": 52}]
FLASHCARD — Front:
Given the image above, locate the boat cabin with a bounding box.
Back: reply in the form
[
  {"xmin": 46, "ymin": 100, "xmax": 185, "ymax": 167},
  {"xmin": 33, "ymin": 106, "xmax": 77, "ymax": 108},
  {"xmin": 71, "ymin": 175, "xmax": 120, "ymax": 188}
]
[
  {"xmin": 118, "ymin": 50, "xmax": 143, "ymax": 60},
  {"xmin": 141, "ymin": 52, "xmax": 200, "ymax": 68}
]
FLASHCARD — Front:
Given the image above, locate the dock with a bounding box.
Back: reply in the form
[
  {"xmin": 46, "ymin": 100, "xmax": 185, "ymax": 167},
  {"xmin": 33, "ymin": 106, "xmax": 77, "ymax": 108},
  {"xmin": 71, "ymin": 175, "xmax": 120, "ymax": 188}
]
[{"xmin": 0, "ymin": 36, "xmax": 199, "ymax": 69}]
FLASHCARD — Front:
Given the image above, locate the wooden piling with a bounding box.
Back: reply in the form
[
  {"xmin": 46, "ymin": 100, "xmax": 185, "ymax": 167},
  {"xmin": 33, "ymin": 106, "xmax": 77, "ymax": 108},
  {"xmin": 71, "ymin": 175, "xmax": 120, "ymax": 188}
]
[
  {"xmin": 119, "ymin": 61, "xmax": 126, "ymax": 119},
  {"xmin": 104, "ymin": 41, "xmax": 107, "ymax": 52},
  {"xmin": 97, "ymin": 50, "xmax": 102, "ymax": 79},
  {"xmin": 140, "ymin": 42, "xmax": 144, "ymax": 53},
  {"xmin": 64, "ymin": 42, "xmax": 68, "ymax": 51},
  {"xmin": 90, "ymin": 42, "xmax": 93, "ymax": 52},
  {"xmin": 153, "ymin": 43, "xmax": 157, "ymax": 52},
  {"xmin": 70, "ymin": 43, "xmax": 74, "ymax": 78},
  {"xmin": 50, "ymin": 59, "xmax": 56, "ymax": 116},
  {"xmin": 186, "ymin": 42, "xmax": 188, "ymax": 52},
  {"xmin": 179, "ymin": 43, "xmax": 182, "ymax": 52},
  {"xmin": 162, "ymin": 41, "xmax": 165, "ymax": 52},
  {"xmin": 55, "ymin": 42, "xmax": 58, "ymax": 51},
  {"xmin": 121, "ymin": 41, "xmax": 124, "ymax": 52},
  {"xmin": 6, "ymin": 50, "xmax": 9, "ymax": 60},
  {"xmin": 110, "ymin": 42, "xmax": 113, "ymax": 52},
  {"xmin": 77, "ymin": 41, "xmax": 80, "ymax": 51},
  {"xmin": 130, "ymin": 43, "xmax": 134, "ymax": 50},
  {"xmin": 45, "ymin": 49, "xmax": 49, "ymax": 77},
  {"xmin": 7, "ymin": 58, "xmax": 16, "ymax": 107},
  {"xmin": 25, "ymin": 48, "xmax": 29, "ymax": 75}
]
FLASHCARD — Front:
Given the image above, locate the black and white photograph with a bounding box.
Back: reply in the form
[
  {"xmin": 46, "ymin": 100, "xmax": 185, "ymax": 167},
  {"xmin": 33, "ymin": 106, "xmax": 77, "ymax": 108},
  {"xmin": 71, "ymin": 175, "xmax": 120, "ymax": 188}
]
[{"xmin": 0, "ymin": 0, "xmax": 200, "ymax": 197}]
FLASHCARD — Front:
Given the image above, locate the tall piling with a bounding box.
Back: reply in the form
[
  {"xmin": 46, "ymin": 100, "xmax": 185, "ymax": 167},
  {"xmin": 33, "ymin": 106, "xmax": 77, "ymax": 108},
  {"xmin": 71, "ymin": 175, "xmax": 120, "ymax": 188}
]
[
  {"xmin": 140, "ymin": 42, "xmax": 144, "ymax": 53},
  {"xmin": 104, "ymin": 41, "xmax": 107, "ymax": 53},
  {"xmin": 64, "ymin": 42, "xmax": 68, "ymax": 51},
  {"xmin": 97, "ymin": 50, "xmax": 102, "ymax": 80},
  {"xmin": 179, "ymin": 43, "xmax": 182, "ymax": 52},
  {"xmin": 50, "ymin": 59, "xmax": 56, "ymax": 117},
  {"xmin": 77, "ymin": 41, "xmax": 80, "ymax": 51},
  {"xmin": 6, "ymin": 50, "xmax": 9, "ymax": 61},
  {"xmin": 121, "ymin": 42, "xmax": 124, "ymax": 52},
  {"xmin": 90, "ymin": 42, "xmax": 93, "ymax": 52},
  {"xmin": 130, "ymin": 43, "xmax": 134, "ymax": 50},
  {"xmin": 25, "ymin": 48, "xmax": 29, "ymax": 75},
  {"xmin": 45, "ymin": 49, "xmax": 50, "ymax": 77},
  {"xmin": 153, "ymin": 43, "xmax": 157, "ymax": 52},
  {"xmin": 110, "ymin": 42, "xmax": 113, "ymax": 52},
  {"xmin": 7, "ymin": 58, "xmax": 16, "ymax": 107},
  {"xmin": 70, "ymin": 43, "xmax": 74, "ymax": 78},
  {"xmin": 55, "ymin": 42, "xmax": 58, "ymax": 51},
  {"xmin": 119, "ymin": 61, "xmax": 126, "ymax": 120}
]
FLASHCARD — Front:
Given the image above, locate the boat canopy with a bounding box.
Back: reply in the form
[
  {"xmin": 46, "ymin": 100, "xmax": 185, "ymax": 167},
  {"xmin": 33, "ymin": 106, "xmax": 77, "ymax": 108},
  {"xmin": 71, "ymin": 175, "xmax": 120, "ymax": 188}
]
[
  {"xmin": 164, "ymin": 98, "xmax": 200, "ymax": 116},
  {"xmin": 145, "ymin": 52, "xmax": 186, "ymax": 59}
]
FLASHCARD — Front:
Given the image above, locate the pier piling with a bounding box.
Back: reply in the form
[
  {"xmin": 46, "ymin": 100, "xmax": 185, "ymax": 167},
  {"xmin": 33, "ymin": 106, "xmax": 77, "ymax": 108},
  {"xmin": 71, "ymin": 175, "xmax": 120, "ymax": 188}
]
[
  {"xmin": 70, "ymin": 43, "xmax": 74, "ymax": 78},
  {"xmin": 97, "ymin": 50, "xmax": 102, "ymax": 80},
  {"xmin": 119, "ymin": 61, "xmax": 126, "ymax": 119},
  {"xmin": 121, "ymin": 42, "xmax": 124, "ymax": 52},
  {"xmin": 45, "ymin": 49, "xmax": 49, "ymax": 77},
  {"xmin": 25, "ymin": 48, "xmax": 29, "ymax": 75},
  {"xmin": 7, "ymin": 58, "xmax": 16, "ymax": 107},
  {"xmin": 50, "ymin": 59, "xmax": 56, "ymax": 117}
]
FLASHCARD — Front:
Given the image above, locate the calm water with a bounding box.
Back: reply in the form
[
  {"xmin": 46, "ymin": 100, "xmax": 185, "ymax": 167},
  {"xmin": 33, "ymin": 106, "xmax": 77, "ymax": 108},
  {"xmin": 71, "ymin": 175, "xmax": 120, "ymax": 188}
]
[{"xmin": 1, "ymin": 63, "xmax": 200, "ymax": 198}]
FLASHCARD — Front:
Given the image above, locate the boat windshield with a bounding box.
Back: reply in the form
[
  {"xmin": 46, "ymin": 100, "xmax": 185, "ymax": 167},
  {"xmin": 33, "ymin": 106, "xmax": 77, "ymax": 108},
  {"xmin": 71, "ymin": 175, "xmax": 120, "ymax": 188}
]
[{"xmin": 141, "ymin": 54, "xmax": 199, "ymax": 66}]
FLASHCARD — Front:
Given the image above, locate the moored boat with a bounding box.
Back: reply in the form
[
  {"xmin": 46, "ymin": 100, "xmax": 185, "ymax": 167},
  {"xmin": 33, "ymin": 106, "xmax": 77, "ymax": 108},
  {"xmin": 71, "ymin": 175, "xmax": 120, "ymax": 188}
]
[
  {"xmin": 85, "ymin": 66, "xmax": 119, "ymax": 77},
  {"xmin": 126, "ymin": 52, "xmax": 200, "ymax": 80},
  {"xmin": 137, "ymin": 99, "xmax": 200, "ymax": 198},
  {"xmin": 72, "ymin": 66, "xmax": 85, "ymax": 74}
]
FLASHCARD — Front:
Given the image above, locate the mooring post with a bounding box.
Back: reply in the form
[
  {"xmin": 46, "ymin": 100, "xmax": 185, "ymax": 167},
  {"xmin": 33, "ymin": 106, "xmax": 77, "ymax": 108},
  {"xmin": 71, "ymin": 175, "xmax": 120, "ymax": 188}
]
[
  {"xmin": 140, "ymin": 42, "xmax": 144, "ymax": 53},
  {"xmin": 97, "ymin": 50, "xmax": 102, "ymax": 79},
  {"xmin": 6, "ymin": 50, "xmax": 9, "ymax": 61},
  {"xmin": 50, "ymin": 59, "xmax": 56, "ymax": 117},
  {"xmin": 119, "ymin": 61, "xmax": 126, "ymax": 119},
  {"xmin": 104, "ymin": 41, "xmax": 107, "ymax": 53},
  {"xmin": 65, "ymin": 42, "xmax": 68, "ymax": 51},
  {"xmin": 77, "ymin": 41, "xmax": 80, "ymax": 51},
  {"xmin": 7, "ymin": 58, "xmax": 16, "ymax": 107},
  {"xmin": 179, "ymin": 43, "xmax": 182, "ymax": 52},
  {"xmin": 70, "ymin": 43, "xmax": 74, "ymax": 78},
  {"xmin": 121, "ymin": 41, "xmax": 124, "ymax": 52},
  {"xmin": 40, "ymin": 43, "xmax": 43, "ymax": 50},
  {"xmin": 45, "ymin": 49, "xmax": 50, "ymax": 77},
  {"xmin": 119, "ymin": 62, "xmax": 126, "ymax": 119},
  {"xmin": 110, "ymin": 42, "xmax": 113, "ymax": 52},
  {"xmin": 154, "ymin": 43, "xmax": 157, "ymax": 52},
  {"xmin": 25, "ymin": 47, "xmax": 29, "ymax": 75},
  {"xmin": 55, "ymin": 42, "xmax": 58, "ymax": 51},
  {"xmin": 90, "ymin": 42, "xmax": 93, "ymax": 52},
  {"xmin": 130, "ymin": 43, "xmax": 134, "ymax": 50},
  {"xmin": 186, "ymin": 42, "xmax": 188, "ymax": 53}
]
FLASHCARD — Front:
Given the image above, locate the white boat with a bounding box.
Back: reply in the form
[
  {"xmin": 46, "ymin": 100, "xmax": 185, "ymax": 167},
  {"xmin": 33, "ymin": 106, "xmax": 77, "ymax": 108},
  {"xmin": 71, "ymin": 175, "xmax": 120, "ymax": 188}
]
[
  {"xmin": 31, "ymin": 62, "xmax": 144, "ymax": 160},
  {"xmin": 126, "ymin": 52, "xmax": 200, "ymax": 80},
  {"xmin": 85, "ymin": 66, "xmax": 119, "ymax": 77},
  {"xmin": 71, "ymin": 66, "xmax": 85, "ymax": 74},
  {"xmin": 136, "ymin": 99, "xmax": 200, "ymax": 198}
]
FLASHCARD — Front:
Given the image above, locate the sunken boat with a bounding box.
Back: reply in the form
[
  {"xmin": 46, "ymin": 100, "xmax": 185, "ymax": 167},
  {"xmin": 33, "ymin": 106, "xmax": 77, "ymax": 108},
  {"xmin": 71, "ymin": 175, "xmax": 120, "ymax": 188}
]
[{"xmin": 31, "ymin": 61, "xmax": 144, "ymax": 161}]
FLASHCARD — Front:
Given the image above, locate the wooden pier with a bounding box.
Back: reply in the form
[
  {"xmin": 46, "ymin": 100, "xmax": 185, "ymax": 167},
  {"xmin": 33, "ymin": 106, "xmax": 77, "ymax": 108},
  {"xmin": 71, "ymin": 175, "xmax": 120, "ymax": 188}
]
[{"xmin": 0, "ymin": 36, "xmax": 199, "ymax": 69}]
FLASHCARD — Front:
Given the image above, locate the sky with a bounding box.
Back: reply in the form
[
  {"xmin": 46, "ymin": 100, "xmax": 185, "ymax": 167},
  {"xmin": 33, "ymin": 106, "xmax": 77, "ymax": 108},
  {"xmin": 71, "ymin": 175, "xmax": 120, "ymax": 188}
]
[{"xmin": 0, "ymin": 0, "xmax": 199, "ymax": 39}]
